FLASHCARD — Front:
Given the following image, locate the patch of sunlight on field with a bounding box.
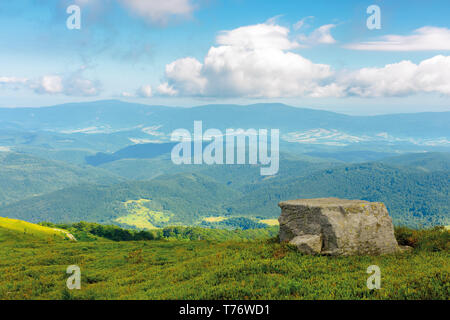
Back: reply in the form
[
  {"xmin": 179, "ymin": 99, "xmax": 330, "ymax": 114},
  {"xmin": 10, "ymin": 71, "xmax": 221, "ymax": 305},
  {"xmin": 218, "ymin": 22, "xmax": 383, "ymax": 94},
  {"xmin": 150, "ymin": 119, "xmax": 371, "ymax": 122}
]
[
  {"xmin": 203, "ymin": 216, "xmax": 227, "ymax": 223},
  {"xmin": 0, "ymin": 217, "xmax": 68, "ymax": 239},
  {"xmin": 259, "ymin": 219, "xmax": 279, "ymax": 226},
  {"xmin": 115, "ymin": 199, "xmax": 172, "ymax": 230},
  {"xmin": 445, "ymin": 226, "xmax": 450, "ymax": 231}
]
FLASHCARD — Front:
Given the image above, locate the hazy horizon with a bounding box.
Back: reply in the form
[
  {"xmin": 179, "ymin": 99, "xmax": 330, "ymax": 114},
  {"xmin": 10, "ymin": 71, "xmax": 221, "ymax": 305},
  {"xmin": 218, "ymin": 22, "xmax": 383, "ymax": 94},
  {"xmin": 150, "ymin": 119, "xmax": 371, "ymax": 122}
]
[{"xmin": 1, "ymin": 1, "xmax": 450, "ymax": 115}]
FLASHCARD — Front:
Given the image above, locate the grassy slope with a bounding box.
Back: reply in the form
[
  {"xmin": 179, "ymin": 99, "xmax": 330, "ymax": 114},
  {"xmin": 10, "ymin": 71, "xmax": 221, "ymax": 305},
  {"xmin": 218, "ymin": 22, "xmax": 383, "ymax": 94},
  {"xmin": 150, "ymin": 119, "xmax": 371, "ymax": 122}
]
[
  {"xmin": 0, "ymin": 228, "xmax": 448, "ymax": 300},
  {"xmin": 0, "ymin": 217, "xmax": 70, "ymax": 241}
]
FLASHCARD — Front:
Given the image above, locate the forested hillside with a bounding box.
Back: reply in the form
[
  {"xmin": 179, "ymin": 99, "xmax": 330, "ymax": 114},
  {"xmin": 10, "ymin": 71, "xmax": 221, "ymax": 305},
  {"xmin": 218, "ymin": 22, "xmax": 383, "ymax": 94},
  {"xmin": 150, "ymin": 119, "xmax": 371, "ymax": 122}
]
[
  {"xmin": 230, "ymin": 163, "xmax": 449, "ymax": 227},
  {"xmin": 1, "ymin": 160, "xmax": 448, "ymax": 228},
  {"xmin": 0, "ymin": 152, "xmax": 123, "ymax": 205}
]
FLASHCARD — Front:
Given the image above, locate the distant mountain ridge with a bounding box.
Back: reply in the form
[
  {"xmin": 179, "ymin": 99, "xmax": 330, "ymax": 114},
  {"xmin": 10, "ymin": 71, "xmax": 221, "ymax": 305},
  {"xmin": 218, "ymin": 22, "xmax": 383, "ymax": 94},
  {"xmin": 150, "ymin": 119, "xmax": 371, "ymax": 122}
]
[{"xmin": 0, "ymin": 100, "xmax": 448, "ymax": 139}]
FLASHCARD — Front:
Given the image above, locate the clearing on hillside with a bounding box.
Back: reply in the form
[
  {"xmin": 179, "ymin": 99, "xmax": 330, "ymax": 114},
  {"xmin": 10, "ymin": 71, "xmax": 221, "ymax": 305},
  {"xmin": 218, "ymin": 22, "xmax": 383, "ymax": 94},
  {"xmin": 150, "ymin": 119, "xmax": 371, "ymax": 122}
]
[{"xmin": 0, "ymin": 217, "xmax": 74, "ymax": 241}]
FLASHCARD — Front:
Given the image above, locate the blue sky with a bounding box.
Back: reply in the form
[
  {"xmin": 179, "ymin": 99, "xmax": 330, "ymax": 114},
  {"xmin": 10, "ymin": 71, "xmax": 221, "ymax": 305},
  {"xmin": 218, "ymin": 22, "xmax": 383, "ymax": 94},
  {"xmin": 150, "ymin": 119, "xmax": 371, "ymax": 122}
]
[{"xmin": 0, "ymin": 0, "xmax": 450, "ymax": 114}]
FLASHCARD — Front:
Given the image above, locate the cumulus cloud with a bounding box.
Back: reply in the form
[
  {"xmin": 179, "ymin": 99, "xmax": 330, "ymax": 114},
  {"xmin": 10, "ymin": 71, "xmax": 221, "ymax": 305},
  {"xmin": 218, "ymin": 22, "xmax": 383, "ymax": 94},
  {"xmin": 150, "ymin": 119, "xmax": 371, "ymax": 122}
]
[
  {"xmin": 343, "ymin": 55, "xmax": 450, "ymax": 97},
  {"xmin": 36, "ymin": 75, "xmax": 64, "ymax": 94},
  {"xmin": 0, "ymin": 70, "xmax": 101, "ymax": 97},
  {"xmin": 137, "ymin": 84, "xmax": 153, "ymax": 97},
  {"xmin": 159, "ymin": 22, "xmax": 338, "ymax": 98},
  {"xmin": 118, "ymin": 0, "xmax": 194, "ymax": 25},
  {"xmin": 157, "ymin": 82, "xmax": 178, "ymax": 96},
  {"xmin": 61, "ymin": 71, "xmax": 101, "ymax": 96},
  {"xmin": 216, "ymin": 23, "xmax": 300, "ymax": 50},
  {"xmin": 165, "ymin": 57, "xmax": 206, "ymax": 95},
  {"xmin": 346, "ymin": 27, "xmax": 450, "ymax": 51},
  {"xmin": 158, "ymin": 22, "xmax": 450, "ymax": 99}
]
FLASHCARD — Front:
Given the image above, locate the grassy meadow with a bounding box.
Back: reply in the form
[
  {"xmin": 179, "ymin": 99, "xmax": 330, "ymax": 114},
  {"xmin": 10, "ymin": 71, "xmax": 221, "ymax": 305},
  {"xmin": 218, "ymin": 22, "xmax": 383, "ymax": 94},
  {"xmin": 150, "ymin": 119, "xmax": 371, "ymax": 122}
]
[
  {"xmin": 0, "ymin": 217, "xmax": 71, "ymax": 241},
  {"xmin": 0, "ymin": 221, "xmax": 448, "ymax": 300}
]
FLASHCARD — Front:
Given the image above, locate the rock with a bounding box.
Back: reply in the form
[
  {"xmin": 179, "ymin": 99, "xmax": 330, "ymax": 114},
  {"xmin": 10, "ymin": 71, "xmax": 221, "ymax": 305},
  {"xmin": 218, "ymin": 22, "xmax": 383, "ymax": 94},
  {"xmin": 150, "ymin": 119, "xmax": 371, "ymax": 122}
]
[
  {"xmin": 289, "ymin": 235, "xmax": 322, "ymax": 255},
  {"xmin": 278, "ymin": 198, "xmax": 401, "ymax": 256},
  {"xmin": 399, "ymin": 245, "xmax": 414, "ymax": 253}
]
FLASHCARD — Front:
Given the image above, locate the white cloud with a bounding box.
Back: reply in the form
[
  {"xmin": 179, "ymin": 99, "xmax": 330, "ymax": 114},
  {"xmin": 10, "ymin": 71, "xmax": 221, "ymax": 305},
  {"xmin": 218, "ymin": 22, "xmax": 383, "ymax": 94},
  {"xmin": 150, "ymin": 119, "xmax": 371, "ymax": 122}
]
[
  {"xmin": 26, "ymin": 71, "xmax": 101, "ymax": 96},
  {"xmin": 121, "ymin": 91, "xmax": 134, "ymax": 97},
  {"xmin": 0, "ymin": 76, "xmax": 28, "ymax": 85},
  {"xmin": 160, "ymin": 22, "xmax": 338, "ymax": 98},
  {"xmin": 63, "ymin": 73, "xmax": 100, "ymax": 96},
  {"xmin": 36, "ymin": 75, "xmax": 64, "ymax": 94},
  {"xmin": 299, "ymin": 24, "xmax": 337, "ymax": 45},
  {"xmin": 118, "ymin": 0, "xmax": 194, "ymax": 25},
  {"xmin": 165, "ymin": 57, "xmax": 206, "ymax": 95},
  {"xmin": 159, "ymin": 21, "xmax": 450, "ymax": 99},
  {"xmin": 346, "ymin": 27, "xmax": 450, "ymax": 51},
  {"xmin": 216, "ymin": 23, "xmax": 300, "ymax": 50},
  {"xmin": 157, "ymin": 82, "xmax": 178, "ymax": 96},
  {"xmin": 293, "ymin": 16, "xmax": 314, "ymax": 31},
  {"xmin": 137, "ymin": 84, "xmax": 153, "ymax": 97},
  {"xmin": 343, "ymin": 55, "xmax": 450, "ymax": 97}
]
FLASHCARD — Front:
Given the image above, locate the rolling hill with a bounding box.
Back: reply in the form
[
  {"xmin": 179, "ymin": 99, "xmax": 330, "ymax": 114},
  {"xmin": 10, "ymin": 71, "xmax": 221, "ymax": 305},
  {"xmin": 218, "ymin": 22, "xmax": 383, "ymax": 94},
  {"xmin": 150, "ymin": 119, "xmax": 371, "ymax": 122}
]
[
  {"xmin": 0, "ymin": 160, "xmax": 447, "ymax": 228},
  {"xmin": 0, "ymin": 217, "xmax": 72, "ymax": 241},
  {"xmin": 228, "ymin": 162, "xmax": 449, "ymax": 227},
  {"xmin": 0, "ymin": 173, "xmax": 242, "ymax": 226},
  {"xmin": 0, "ymin": 152, "xmax": 123, "ymax": 205},
  {"xmin": 1, "ymin": 101, "xmax": 449, "ymax": 153},
  {"xmin": 1, "ymin": 100, "xmax": 449, "ymax": 138},
  {"xmin": 379, "ymin": 152, "xmax": 450, "ymax": 172}
]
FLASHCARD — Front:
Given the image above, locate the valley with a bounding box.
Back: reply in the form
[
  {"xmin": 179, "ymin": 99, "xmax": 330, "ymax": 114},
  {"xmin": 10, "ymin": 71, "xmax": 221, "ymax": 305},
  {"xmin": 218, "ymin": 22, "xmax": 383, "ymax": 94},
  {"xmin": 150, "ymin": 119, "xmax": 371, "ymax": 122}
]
[{"xmin": 0, "ymin": 101, "xmax": 448, "ymax": 230}]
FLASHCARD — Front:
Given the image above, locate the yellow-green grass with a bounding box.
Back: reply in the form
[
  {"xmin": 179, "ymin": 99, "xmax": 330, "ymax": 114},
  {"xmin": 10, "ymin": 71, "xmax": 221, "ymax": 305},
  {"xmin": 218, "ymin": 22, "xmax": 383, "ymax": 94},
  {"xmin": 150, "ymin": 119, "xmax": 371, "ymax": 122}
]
[
  {"xmin": 0, "ymin": 224, "xmax": 447, "ymax": 300},
  {"xmin": 259, "ymin": 219, "xmax": 279, "ymax": 226},
  {"xmin": 0, "ymin": 217, "xmax": 70, "ymax": 240},
  {"xmin": 115, "ymin": 199, "xmax": 172, "ymax": 230},
  {"xmin": 203, "ymin": 216, "xmax": 227, "ymax": 223},
  {"xmin": 0, "ymin": 238, "xmax": 448, "ymax": 300}
]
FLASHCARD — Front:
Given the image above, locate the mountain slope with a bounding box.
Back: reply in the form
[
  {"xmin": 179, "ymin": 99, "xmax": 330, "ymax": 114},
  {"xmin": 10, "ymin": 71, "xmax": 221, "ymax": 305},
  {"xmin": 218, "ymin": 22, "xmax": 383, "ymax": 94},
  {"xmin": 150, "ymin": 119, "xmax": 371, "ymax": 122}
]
[
  {"xmin": 0, "ymin": 160, "xmax": 447, "ymax": 228},
  {"xmin": 379, "ymin": 152, "xmax": 450, "ymax": 172},
  {"xmin": 0, "ymin": 173, "xmax": 242, "ymax": 225},
  {"xmin": 228, "ymin": 163, "xmax": 449, "ymax": 227},
  {"xmin": 1, "ymin": 100, "xmax": 448, "ymax": 139},
  {"xmin": 0, "ymin": 152, "xmax": 123, "ymax": 205},
  {"xmin": 0, "ymin": 217, "xmax": 71, "ymax": 241}
]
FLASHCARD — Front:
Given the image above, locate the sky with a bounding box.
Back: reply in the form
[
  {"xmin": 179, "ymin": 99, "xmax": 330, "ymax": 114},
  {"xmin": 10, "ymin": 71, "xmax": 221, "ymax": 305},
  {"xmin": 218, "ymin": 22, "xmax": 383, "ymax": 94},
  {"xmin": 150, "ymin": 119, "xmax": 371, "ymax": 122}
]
[{"xmin": 0, "ymin": 0, "xmax": 450, "ymax": 115}]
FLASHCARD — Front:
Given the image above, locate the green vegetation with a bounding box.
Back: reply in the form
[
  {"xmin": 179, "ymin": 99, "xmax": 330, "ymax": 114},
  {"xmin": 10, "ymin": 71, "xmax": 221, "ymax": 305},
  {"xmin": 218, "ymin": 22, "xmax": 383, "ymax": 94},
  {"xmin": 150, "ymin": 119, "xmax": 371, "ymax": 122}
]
[
  {"xmin": 380, "ymin": 152, "xmax": 450, "ymax": 172},
  {"xmin": 395, "ymin": 226, "xmax": 450, "ymax": 252},
  {"xmin": 0, "ymin": 217, "xmax": 71, "ymax": 241},
  {"xmin": 1, "ymin": 162, "xmax": 448, "ymax": 228},
  {"xmin": 40, "ymin": 221, "xmax": 279, "ymax": 242},
  {"xmin": 0, "ymin": 173, "xmax": 242, "ymax": 225},
  {"xmin": 115, "ymin": 199, "xmax": 172, "ymax": 229},
  {"xmin": 0, "ymin": 152, "xmax": 122, "ymax": 206},
  {"xmin": 0, "ymin": 223, "xmax": 448, "ymax": 300},
  {"xmin": 201, "ymin": 217, "xmax": 268, "ymax": 230},
  {"xmin": 228, "ymin": 163, "xmax": 449, "ymax": 228}
]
